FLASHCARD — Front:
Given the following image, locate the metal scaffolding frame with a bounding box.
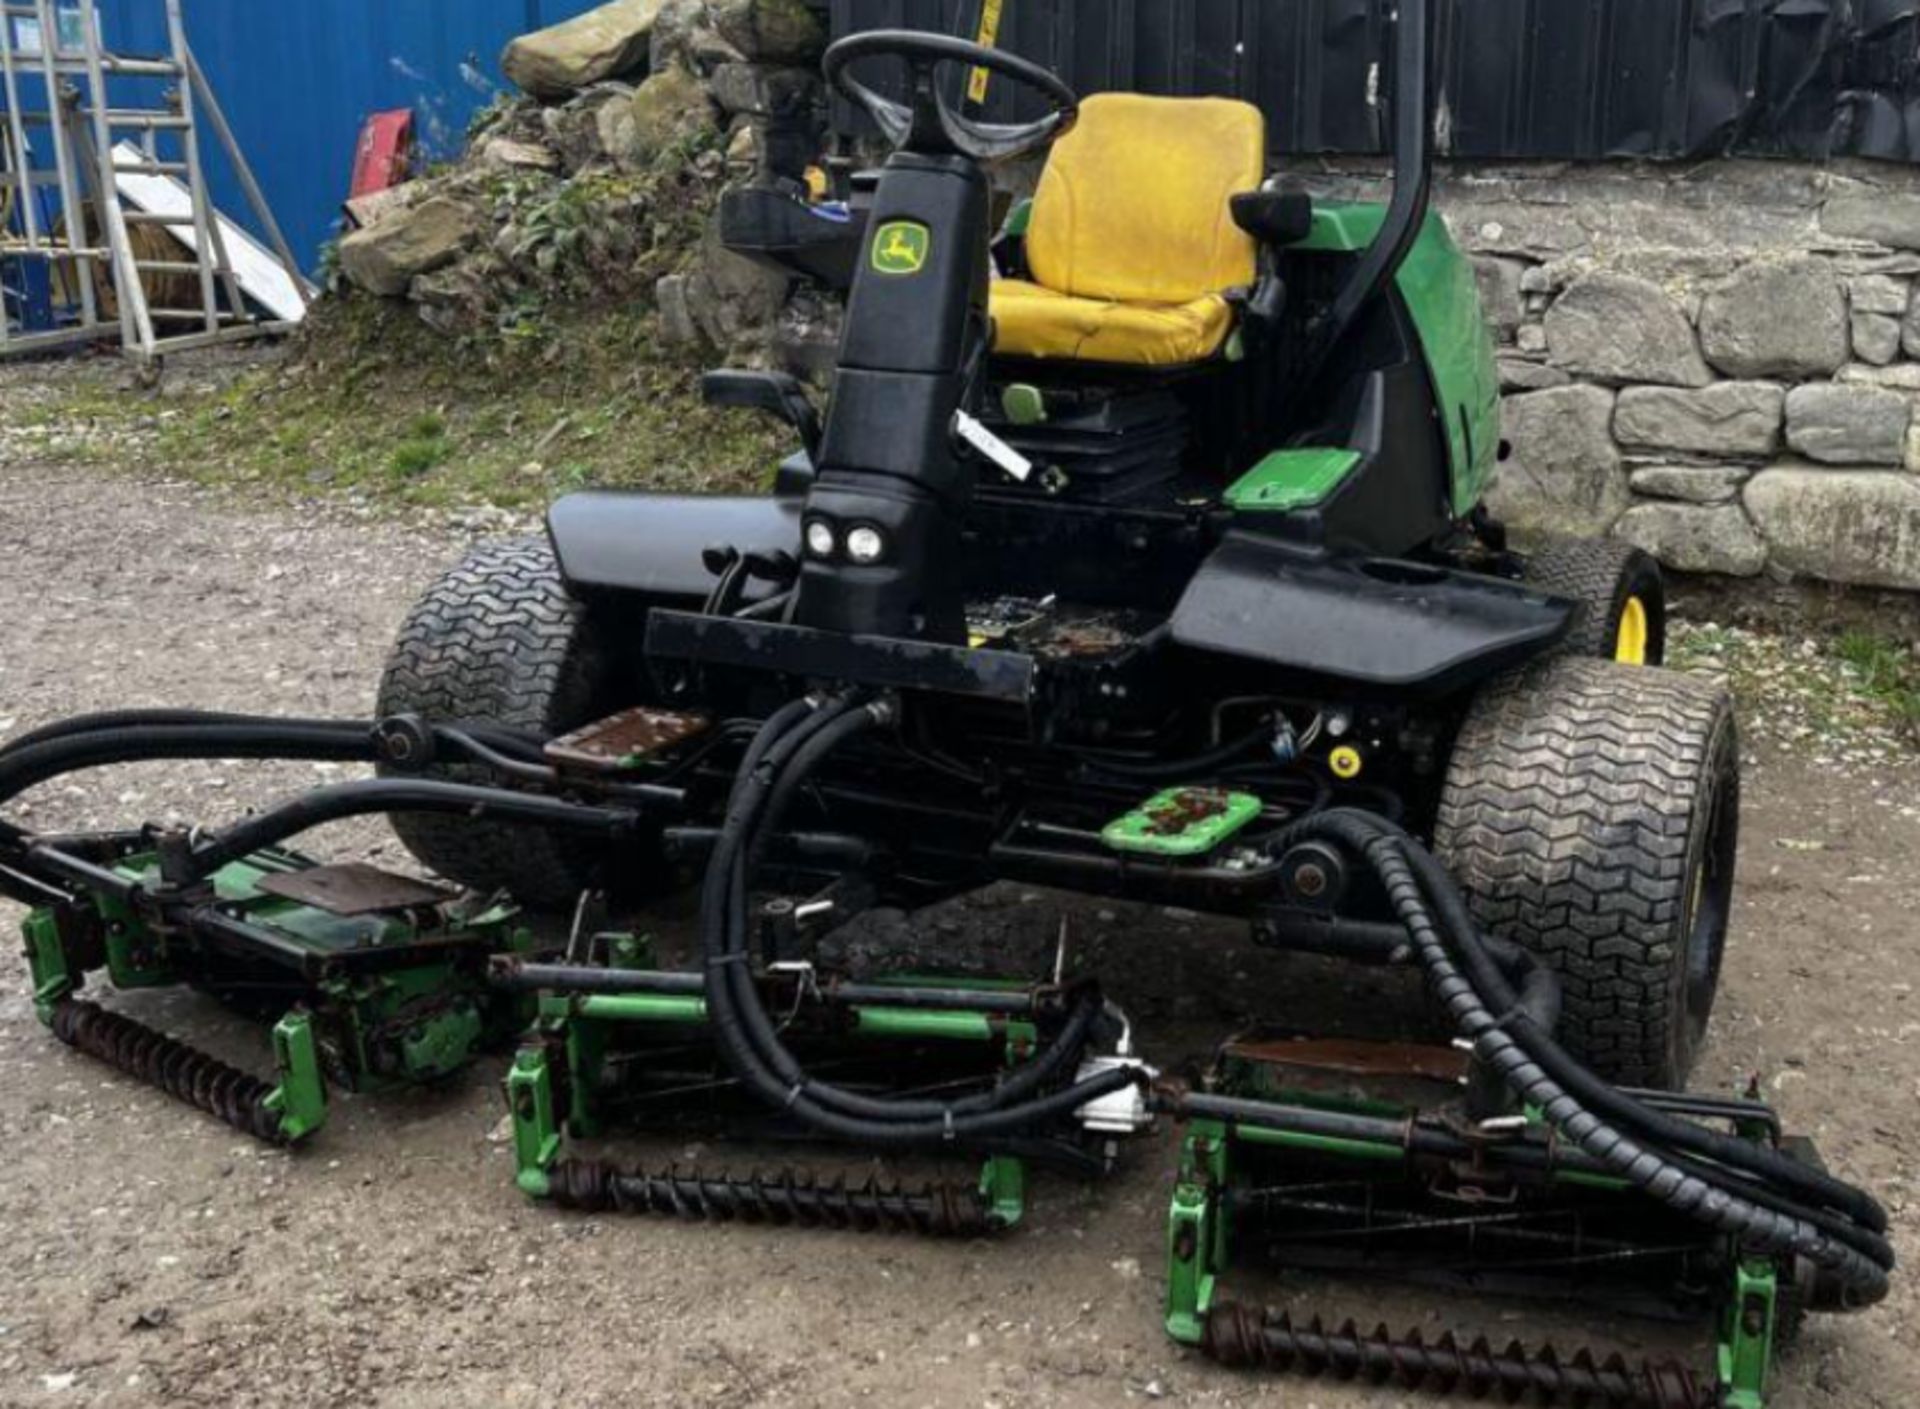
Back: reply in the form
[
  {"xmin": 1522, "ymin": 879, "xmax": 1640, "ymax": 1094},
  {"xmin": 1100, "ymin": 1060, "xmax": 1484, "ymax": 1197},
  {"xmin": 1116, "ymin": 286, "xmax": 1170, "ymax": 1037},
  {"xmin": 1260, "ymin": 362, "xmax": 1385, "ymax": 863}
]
[{"xmin": 0, "ymin": 0, "xmax": 309, "ymax": 363}]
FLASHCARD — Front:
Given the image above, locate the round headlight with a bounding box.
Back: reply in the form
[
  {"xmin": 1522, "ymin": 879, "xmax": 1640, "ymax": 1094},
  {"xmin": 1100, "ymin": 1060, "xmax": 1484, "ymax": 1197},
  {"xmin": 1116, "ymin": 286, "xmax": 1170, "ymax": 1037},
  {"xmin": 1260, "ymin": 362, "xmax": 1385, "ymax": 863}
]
[
  {"xmin": 804, "ymin": 520, "xmax": 837, "ymax": 558},
  {"xmin": 845, "ymin": 525, "xmax": 887, "ymax": 564}
]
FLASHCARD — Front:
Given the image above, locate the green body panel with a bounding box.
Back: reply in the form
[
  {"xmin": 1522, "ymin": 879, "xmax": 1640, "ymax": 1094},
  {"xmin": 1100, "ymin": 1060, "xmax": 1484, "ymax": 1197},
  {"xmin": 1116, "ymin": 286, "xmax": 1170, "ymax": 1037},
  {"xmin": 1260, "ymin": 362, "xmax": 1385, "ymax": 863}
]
[
  {"xmin": 1102, "ymin": 787, "xmax": 1262, "ymax": 859},
  {"xmin": 1224, "ymin": 448, "xmax": 1362, "ymax": 513},
  {"xmin": 1001, "ymin": 196, "xmax": 1034, "ymax": 239},
  {"xmin": 1298, "ymin": 202, "xmax": 1502, "ymax": 515}
]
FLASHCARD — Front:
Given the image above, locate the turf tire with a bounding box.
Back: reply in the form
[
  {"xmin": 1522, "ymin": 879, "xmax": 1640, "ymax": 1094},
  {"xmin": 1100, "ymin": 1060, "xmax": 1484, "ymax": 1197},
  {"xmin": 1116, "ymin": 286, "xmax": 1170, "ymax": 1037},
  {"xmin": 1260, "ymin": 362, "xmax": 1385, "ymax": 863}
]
[
  {"xmin": 1434, "ymin": 656, "xmax": 1739, "ymax": 1088},
  {"xmin": 376, "ymin": 535, "xmax": 626, "ymax": 908},
  {"xmin": 1523, "ymin": 537, "xmax": 1666, "ymax": 665}
]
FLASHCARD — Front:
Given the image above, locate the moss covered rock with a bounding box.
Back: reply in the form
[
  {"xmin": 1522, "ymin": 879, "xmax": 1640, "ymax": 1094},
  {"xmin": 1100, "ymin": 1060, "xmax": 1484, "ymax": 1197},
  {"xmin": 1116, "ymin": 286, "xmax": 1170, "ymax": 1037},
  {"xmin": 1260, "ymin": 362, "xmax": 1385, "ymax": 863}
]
[
  {"xmin": 602, "ymin": 63, "xmax": 717, "ymax": 167},
  {"xmin": 504, "ymin": 0, "xmax": 668, "ymax": 100}
]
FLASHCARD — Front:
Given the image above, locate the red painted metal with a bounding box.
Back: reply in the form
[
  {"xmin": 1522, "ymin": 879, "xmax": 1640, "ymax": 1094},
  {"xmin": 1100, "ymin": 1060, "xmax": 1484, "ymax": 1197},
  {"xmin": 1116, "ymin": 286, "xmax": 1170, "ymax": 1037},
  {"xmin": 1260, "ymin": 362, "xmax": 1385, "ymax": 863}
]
[{"xmin": 348, "ymin": 109, "xmax": 415, "ymax": 200}]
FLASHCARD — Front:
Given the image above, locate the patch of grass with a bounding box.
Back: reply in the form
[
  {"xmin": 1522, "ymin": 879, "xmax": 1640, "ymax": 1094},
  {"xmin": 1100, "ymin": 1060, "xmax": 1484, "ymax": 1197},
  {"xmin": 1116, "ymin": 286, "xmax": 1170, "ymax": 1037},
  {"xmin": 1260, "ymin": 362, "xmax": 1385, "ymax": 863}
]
[
  {"xmin": 101, "ymin": 294, "xmax": 789, "ymax": 512},
  {"xmin": 1834, "ymin": 629, "xmax": 1920, "ymax": 733},
  {"xmin": 388, "ymin": 435, "xmax": 450, "ymax": 480},
  {"xmin": 1672, "ymin": 620, "xmax": 1920, "ymax": 755}
]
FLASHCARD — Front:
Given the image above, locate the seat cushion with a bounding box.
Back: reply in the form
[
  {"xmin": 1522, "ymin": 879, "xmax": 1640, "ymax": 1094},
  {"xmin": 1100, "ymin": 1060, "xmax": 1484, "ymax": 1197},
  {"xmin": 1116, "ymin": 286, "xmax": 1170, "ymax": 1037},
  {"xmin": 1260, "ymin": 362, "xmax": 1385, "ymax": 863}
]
[
  {"xmin": 991, "ymin": 278, "xmax": 1237, "ymax": 367},
  {"xmin": 1025, "ymin": 93, "xmax": 1265, "ymax": 306}
]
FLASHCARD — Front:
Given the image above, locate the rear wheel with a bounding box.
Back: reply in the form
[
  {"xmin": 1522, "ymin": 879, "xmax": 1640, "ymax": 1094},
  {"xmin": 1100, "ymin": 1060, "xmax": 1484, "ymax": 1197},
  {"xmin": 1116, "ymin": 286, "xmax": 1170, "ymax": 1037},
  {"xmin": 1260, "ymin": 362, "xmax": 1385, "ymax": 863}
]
[
  {"xmin": 1523, "ymin": 537, "xmax": 1666, "ymax": 666},
  {"xmin": 1434, "ymin": 657, "xmax": 1739, "ymax": 1088},
  {"xmin": 376, "ymin": 536, "xmax": 638, "ymax": 908}
]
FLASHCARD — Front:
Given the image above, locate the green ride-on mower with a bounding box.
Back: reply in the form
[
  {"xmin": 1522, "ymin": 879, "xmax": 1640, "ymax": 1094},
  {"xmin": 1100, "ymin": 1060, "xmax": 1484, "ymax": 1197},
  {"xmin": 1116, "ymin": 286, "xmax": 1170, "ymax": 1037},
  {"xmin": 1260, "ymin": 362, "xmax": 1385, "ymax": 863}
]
[{"xmin": 1, "ymin": 5, "xmax": 1893, "ymax": 1405}]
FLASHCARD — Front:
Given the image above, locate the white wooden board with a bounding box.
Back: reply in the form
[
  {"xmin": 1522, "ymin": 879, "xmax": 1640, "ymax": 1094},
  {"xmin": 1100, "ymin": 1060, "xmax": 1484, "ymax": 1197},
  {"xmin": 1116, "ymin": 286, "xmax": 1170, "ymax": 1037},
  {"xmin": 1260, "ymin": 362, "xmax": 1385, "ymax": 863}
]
[{"xmin": 111, "ymin": 141, "xmax": 310, "ymax": 323}]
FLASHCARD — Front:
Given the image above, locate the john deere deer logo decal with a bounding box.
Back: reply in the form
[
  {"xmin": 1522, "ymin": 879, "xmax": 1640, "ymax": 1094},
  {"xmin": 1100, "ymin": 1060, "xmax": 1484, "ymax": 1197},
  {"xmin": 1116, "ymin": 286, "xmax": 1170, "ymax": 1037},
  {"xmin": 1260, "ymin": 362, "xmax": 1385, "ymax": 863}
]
[{"xmin": 872, "ymin": 220, "xmax": 930, "ymax": 276}]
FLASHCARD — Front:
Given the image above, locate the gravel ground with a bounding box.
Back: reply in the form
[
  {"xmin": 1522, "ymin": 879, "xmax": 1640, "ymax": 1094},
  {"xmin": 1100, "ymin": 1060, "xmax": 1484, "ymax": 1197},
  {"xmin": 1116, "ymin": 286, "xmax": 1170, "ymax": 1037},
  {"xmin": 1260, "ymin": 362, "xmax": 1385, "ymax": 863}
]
[{"xmin": 1, "ymin": 447, "xmax": 1916, "ymax": 1408}]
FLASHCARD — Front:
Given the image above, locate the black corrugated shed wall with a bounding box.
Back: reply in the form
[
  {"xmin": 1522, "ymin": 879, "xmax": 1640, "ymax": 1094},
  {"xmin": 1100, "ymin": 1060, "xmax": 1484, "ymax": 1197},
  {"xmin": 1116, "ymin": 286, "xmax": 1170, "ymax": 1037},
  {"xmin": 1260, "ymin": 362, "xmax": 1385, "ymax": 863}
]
[{"xmin": 823, "ymin": 0, "xmax": 1920, "ymax": 163}]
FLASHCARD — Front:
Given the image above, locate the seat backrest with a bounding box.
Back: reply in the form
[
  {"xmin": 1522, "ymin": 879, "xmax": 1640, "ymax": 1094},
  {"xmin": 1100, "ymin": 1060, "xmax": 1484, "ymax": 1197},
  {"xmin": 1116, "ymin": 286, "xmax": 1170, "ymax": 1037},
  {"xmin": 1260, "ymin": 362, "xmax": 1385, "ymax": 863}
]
[{"xmin": 1025, "ymin": 92, "xmax": 1266, "ymax": 307}]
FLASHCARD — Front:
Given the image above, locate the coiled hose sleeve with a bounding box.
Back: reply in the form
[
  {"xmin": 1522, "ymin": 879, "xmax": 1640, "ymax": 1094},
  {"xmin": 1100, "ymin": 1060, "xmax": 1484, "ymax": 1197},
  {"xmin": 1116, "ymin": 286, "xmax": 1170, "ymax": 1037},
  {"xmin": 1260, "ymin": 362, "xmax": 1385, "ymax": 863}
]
[
  {"xmin": 1387, "ymin": 832, "xmax": 1890, "ymax": 1243},
  {"xmin": 1278, "ymin": 808, "xmax": 1890, "ymax": 1306}
]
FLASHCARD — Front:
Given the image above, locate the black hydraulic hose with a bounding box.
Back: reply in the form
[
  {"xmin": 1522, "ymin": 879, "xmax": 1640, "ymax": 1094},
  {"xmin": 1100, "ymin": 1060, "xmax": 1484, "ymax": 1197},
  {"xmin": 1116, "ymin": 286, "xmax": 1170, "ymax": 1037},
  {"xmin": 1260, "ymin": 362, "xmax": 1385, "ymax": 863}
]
[
  {"xmin": 1405, "ymin": 858, "xmax": 1896, "ymax": 1271},
  {"xmin": 0, "ymin": 722, "xmax": 380, "ymax": 811},
  {"xmin": 1, "ymin": 708, "xmax": 372, "ymax": 756},
  {"xmin": 1281, "ymin": 809, "xmax": 1889, "ymax": 1305},
  {"xmin": 1075, "ymin": 727, "xmax": 1269, "ymax": 783},
  {"xmin": 433, "ymin": 726, "xmax": 561, "ymax": 785},
  {"xmin": 188, "ymin": 778, "xmax": 640, "ymax": 879},
  {"xmin": 698, "ymin": 700, "xmax": 1137, "ymax": 1145},
  {"xmin": 1388, "ymin": 824, "xmax": 1890, "ymax": 1242},
  {"xmin": 734, "ymin": 703, "xmax": 1120, "ymax": 1120},
  {"xmin": 724, "ymin": 703, "xmax": 1113, "ymax": 1123}
]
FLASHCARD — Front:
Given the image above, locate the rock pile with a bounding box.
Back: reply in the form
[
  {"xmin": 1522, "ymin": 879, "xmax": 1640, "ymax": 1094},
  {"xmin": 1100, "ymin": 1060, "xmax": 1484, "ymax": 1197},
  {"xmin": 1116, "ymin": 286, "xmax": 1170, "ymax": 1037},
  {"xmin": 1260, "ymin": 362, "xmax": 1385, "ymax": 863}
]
[{"xmin": 335, "ymin": 0, "xmax": 825, "ymax": 357}]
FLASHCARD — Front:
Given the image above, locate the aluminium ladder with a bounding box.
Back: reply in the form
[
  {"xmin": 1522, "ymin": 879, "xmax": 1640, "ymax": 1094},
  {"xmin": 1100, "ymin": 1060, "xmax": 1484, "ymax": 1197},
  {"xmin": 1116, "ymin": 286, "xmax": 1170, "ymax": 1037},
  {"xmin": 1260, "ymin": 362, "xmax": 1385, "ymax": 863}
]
[{"xmin": 0, "ymin": 0, "xmax": 308, "ymax": 363}]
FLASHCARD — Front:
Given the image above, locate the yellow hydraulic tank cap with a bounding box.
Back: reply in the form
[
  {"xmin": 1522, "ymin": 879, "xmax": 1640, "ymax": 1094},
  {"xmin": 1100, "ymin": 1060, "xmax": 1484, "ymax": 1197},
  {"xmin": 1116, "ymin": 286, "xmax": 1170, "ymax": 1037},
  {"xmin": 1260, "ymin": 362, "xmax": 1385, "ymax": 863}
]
[{"xmin": 1328, "ymin": 745, "xmax": 1363, "ymax": 780}]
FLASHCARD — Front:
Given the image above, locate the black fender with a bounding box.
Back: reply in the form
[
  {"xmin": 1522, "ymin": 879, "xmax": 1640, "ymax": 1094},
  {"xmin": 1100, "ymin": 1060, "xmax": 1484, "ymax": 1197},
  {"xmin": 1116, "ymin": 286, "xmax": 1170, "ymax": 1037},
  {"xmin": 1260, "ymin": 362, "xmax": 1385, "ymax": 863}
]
[
  {"xmin": 1170, "ymin": 531, "xmax": 1571, "ymax": 694},
  {"xmin": 545, "ymin": 487, "xmax": 803, "ymax": 604}
]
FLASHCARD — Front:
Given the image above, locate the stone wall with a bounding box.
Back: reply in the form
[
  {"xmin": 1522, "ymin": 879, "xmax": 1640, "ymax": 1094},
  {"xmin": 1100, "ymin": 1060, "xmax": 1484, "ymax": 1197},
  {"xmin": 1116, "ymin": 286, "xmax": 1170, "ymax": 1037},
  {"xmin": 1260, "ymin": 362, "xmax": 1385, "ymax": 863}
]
[{"xmin": 1291, "ymin": 158, "xmax": 1920, "ymax": 592}]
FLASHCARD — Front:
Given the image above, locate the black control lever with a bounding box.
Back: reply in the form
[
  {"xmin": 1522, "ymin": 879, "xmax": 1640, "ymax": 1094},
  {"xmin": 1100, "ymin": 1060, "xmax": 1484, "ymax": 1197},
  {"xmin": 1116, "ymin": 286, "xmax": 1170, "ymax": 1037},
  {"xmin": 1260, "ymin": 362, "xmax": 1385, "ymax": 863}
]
[{"xmin": 702, "ymin": 370, "xmax": 822, "ymax": 460}]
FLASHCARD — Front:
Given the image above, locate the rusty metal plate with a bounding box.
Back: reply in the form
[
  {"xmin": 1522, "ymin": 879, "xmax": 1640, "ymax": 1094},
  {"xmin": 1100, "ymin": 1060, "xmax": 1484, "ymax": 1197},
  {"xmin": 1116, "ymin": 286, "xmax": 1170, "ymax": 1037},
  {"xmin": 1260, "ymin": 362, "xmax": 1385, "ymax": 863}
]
[
  {"xmin": 1219, "ymin": 1035, "xmax": 1470, "ymax": 1112},
  {"xmin": 257, "ymin": 863, "xmax": 453, "ymax": 917},
  {"xmin": 544, "ymin": 707, "xmax": 711, "ymax": 774},
  {"xmin": 1224, "ymin": 1037, "xmax": 1471, "ymax": 1084}
]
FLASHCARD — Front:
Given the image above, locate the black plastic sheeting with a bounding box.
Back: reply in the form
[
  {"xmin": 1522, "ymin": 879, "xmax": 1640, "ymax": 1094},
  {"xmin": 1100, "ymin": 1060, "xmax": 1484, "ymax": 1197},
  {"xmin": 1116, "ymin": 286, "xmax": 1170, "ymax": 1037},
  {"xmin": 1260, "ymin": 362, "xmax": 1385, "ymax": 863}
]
[{"xmin": 822, "ymin": 0, "xmax": 1920, "ymax": 163}]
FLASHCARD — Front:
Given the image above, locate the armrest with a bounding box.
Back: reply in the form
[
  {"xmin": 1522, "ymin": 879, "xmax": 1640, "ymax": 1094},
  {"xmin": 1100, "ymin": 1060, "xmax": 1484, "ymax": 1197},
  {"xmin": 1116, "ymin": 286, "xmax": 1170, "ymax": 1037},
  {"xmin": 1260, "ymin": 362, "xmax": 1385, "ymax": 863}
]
[
  {"xmin": 701, "ymin": 370, "xmax": 821, "ymax": 458},
  {"xmin": 1231, "ymin": 190, "xmax": 1315, "ymax": 248}
]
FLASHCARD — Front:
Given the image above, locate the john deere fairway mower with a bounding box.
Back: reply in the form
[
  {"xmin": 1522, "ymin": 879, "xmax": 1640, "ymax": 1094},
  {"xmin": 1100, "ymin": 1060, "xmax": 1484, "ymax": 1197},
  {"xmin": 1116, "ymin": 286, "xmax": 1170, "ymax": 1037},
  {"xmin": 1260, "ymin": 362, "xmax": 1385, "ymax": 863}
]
[{"xmin": 1, "ymin": 4, "xmax": 1893, "ymax": 1404}]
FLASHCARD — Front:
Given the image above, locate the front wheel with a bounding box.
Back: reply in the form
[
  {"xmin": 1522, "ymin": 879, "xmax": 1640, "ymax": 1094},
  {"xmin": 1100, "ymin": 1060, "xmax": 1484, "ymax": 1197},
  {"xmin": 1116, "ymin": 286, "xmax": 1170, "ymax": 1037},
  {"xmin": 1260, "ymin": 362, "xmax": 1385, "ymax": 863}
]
[
  {"xmin": 375, "ymin": 536, "xmax": 647, "ymax": 908},
  {"xmin": 1434, "ymin": 657, "xmax": 1739, "ymax": 1088}
]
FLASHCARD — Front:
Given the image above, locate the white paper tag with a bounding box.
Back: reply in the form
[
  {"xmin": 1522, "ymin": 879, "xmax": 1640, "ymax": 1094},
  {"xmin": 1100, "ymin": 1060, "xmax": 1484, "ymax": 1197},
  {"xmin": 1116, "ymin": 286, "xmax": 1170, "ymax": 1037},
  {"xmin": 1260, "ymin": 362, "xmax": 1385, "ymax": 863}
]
[{"xmin": 954, "ymin": 410, "xmax": 1034, "ymax": 482}]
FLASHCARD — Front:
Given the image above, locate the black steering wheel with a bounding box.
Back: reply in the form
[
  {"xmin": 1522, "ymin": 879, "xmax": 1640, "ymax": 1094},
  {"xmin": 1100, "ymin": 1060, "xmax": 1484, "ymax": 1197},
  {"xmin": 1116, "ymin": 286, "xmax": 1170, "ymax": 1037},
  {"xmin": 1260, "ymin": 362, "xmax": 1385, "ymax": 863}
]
[{"xmin": 823, "ymin": 30, "xmax": 1078, "ymax": 163}]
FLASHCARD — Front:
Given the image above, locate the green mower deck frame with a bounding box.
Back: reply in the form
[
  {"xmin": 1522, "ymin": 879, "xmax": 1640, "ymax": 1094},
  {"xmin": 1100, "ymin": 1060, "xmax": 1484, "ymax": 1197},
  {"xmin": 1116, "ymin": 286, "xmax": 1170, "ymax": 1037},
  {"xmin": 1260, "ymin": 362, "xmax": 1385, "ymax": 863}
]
[
  {"xmin": 1163, "ymin": 1037, "xmax": 1802, "ymax": 1407},
  {"xmin": 501, "ymin": 936, "xmax": 1044, "ymax": 1235},
  {"xmin": 20, "ymin": 846, "xmax": 533, "ymax": 1144}
]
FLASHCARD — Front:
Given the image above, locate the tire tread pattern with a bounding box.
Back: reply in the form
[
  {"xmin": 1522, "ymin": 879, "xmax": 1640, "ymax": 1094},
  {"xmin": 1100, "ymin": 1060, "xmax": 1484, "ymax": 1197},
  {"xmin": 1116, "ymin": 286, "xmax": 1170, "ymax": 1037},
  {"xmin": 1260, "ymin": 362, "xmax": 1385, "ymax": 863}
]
[
  {"xmin": 1523, "ymin": 537, "xmax": 1661, "ymax": 662},
  {"xmin": 375, "ymin": 536, "xmax": 608, "ymax": 906},
  {"xmin": 1435, "ymin": 657, "xmax": 1736, "ymax": 1087}
]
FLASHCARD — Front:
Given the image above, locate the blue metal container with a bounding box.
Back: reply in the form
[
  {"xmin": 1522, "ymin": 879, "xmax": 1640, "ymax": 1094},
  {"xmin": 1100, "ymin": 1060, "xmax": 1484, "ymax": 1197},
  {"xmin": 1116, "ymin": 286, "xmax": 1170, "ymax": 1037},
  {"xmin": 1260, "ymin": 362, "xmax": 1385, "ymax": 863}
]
[{"xmin": 88, "ymin": 0, "xmax": 611, "ymax": 271}]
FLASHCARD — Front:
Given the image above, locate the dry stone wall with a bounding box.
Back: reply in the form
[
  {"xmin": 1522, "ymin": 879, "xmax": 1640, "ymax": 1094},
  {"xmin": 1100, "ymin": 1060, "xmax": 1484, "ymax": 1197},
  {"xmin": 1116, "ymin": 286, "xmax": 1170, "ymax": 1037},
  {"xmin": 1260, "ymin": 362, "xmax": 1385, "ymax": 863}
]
[{"xmin": 1296, "ymin": 158, "xmax": 1920, "ymax": 591}]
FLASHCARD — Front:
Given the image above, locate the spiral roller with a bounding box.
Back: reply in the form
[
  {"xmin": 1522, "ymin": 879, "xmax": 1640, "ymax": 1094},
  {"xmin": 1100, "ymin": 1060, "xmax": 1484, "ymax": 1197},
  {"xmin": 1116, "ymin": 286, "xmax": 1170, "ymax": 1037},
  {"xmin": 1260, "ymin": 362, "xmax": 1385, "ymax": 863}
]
[
  {"xmin": 546, "ymin": 1158, "xmax": 999, "ymax": 1237},
  {"xmin": 1202, "ymin": 1301, "xmax": 1713, "ymax": 1409},
  {"xmin": 50, "ymin": 999, "xmax": 287, "ymax": 1144}
]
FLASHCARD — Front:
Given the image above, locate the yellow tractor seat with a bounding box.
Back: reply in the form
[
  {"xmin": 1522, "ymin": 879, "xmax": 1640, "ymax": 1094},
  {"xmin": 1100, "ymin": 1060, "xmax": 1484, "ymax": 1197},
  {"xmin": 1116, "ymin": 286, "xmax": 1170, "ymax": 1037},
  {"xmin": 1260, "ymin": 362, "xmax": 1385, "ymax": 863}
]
[{"xmin": 990, "ymin": 92, "xmax": 1267, "ymax": 368}]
